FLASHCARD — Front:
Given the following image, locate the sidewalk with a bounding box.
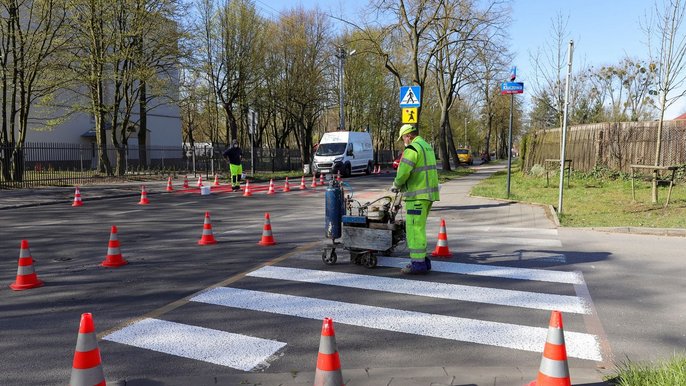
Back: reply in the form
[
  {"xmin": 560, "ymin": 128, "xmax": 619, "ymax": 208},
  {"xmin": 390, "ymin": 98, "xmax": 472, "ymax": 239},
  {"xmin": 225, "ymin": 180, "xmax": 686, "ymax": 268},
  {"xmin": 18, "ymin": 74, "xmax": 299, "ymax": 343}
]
[{"xmin": 1, "ymin": 169, "xmax": 612, "ymax": 385}]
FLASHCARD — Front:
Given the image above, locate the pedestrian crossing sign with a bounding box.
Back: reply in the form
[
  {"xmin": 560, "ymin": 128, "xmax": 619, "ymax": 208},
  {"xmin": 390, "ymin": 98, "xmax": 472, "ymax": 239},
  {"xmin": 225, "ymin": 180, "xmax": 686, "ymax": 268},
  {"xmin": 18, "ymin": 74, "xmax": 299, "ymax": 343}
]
[
  {"xmin": 402, "ymin": 108, "xmax": 418, "ymax": 124},
  {"xmin": 399, "ymin": 86, "xmax": 421, "ymax": 107}
]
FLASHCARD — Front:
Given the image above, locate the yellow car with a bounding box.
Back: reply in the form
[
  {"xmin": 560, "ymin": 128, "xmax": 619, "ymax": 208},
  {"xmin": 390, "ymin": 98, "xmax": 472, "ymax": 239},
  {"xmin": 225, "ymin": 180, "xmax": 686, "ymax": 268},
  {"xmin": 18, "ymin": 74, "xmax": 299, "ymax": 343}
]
[{"xmin": 456, "ymin": 148, "xmax": 473, "ymax": 165}]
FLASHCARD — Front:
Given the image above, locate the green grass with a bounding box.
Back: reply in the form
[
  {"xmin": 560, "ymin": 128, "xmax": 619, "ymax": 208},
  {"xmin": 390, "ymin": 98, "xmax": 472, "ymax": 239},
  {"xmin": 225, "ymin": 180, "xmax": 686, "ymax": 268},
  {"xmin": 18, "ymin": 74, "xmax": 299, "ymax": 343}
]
[
  {"xmin": 471, "ymin": 167, "xmax": 686, "ymax": 228},
  {"xmin": 606, "ymin": 356, "xmax": 686, "ymax": 385}
]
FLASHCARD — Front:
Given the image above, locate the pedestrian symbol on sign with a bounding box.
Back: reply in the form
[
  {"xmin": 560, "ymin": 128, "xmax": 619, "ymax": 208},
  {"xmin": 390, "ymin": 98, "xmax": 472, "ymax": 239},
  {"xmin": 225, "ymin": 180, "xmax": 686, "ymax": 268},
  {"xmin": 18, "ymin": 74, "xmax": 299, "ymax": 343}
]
[
  {"xmin": 402, "ymin": 108, "xmax": 417, "ymax": 124},
  {"xmin": 399, "ymin": 86, "xmax": 421, "ymax": 107},
  {"xmin": 401, "ymin": 88, "xmax": 418, "ymax": 105}
]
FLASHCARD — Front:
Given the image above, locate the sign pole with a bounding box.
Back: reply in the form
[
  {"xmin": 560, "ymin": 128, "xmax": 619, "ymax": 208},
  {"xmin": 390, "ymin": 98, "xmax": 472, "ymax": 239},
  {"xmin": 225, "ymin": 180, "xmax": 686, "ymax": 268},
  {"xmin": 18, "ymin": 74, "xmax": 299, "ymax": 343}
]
[
  {"xmin": 505, "ymin": 66, "xmax": 518, "ymax": 198},
  {"xmin": 251, "ymin": 110, "xmax": 256, "ymax": 176},
  {"xmin": 506, "ymin": 93, "xmax": 514, "ymax": 198},
  {"xmin": 558, "ymin": 40, "xmax": 574, "ymax": 215}
]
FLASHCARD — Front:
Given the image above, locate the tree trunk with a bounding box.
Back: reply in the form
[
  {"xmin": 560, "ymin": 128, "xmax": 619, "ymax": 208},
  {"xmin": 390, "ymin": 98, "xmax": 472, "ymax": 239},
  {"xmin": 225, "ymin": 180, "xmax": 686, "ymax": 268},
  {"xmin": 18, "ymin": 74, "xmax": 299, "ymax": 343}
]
[
  {"xmin": 138, "ymin": 79, "xmax": 148, "ymax": 167},
  {"xmin": 651, "ymin": 98, "xmax": 666, "ymax": 203},
  {"xmin": 437, "ymin": 110, "xmax": 451, "ymax": 171},
  {"xmin": 445, "ymin": 120, "xmax": 460, "ymax": 167}
]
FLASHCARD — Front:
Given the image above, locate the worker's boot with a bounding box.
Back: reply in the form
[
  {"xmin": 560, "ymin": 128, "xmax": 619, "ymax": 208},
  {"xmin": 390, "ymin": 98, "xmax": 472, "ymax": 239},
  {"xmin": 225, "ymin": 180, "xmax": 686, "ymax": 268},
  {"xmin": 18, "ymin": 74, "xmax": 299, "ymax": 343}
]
[
  {"xmin": 401, "ymin": 260, "xmax": 428, "ymax": 274},
  {"xmin": 425, "ymin": 257, "xmax": 431, "ymax": 271}
]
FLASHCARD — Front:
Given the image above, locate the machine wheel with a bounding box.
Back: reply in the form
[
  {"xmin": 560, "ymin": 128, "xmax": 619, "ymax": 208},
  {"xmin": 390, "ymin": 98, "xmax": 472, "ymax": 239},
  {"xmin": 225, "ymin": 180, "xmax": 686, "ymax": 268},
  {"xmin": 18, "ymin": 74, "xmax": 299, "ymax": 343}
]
[
  {"xmin": 363, "ymin": 252, "xmax": 377, "ymax": 268},
  {"xmin": 322, "ymin": 249, "xmax": 337, "ymax": 265},
  {"xmin": 350, "ymin": 251, "xmax": 363, "ymax": 265}
]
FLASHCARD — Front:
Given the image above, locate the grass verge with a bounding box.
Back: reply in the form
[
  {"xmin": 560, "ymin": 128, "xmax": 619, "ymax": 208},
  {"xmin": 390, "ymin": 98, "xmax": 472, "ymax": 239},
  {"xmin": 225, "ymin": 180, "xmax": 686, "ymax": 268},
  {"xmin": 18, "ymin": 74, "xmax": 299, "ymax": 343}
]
[
  {"xmin": 606, "ymin": 355, "xmax": 686, "ymax": 385},
  {"xmin": 471, "ymin": 167, "xmax": 686, "ymax": 228}
]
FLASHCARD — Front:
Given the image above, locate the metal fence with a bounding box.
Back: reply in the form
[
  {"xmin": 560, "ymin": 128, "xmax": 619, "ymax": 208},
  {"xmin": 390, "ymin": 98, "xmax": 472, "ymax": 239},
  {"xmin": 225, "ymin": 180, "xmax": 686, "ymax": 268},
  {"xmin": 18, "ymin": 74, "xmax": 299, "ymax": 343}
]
[{"xmin": 0, "ymin": 142, "xmax": 398, "ymax": 188}]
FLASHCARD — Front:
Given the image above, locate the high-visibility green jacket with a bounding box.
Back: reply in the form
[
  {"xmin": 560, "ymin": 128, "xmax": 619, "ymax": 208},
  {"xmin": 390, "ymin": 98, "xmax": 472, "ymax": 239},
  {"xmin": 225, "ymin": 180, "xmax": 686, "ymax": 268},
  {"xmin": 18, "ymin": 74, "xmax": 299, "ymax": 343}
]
[{"xmin": 393, "ymin": 136, "xmax": 440, "ymax": 202}]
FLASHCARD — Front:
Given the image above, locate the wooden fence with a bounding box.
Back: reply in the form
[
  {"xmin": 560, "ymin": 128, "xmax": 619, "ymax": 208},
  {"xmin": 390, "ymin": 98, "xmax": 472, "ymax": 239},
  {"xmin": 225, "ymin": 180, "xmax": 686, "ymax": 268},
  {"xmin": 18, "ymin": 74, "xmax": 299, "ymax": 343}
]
[{"xmin": 524, "ymin": 120, "xmax": 686, "ymax": 173}]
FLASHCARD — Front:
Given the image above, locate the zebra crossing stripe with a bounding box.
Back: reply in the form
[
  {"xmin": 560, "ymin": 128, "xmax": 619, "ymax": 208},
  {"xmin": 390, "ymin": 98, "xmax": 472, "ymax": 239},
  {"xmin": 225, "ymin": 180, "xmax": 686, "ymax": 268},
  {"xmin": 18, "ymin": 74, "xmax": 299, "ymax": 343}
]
[
  {"xmin": 102, "ymin": 318, "xmax": 286, "ymax": 371},
  {"xmin": 246, "ymin": 266, "xmax": 589, "ymax": 314},
  {"xmin": 455, "ymin": 235, "xmax": 562, "ymax": 247},
  {"xmin": 377, "ymin": 256, "xmax": 584, "ymax": 284},
  {"xmin": 190, "ymin": 287, "xmax": 602, "ymax": 361},
  {"xmin": 455, "ymin": 226, "xmax": 558, "ymax": 236}
]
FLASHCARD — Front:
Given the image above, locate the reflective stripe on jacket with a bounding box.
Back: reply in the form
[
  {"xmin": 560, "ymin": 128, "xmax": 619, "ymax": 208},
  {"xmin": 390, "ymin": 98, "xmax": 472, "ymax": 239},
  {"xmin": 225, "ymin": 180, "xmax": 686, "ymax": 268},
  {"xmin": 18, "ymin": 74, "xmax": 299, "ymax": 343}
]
[{"xmin": 393, "ymin": 136, "xmax": 440, "ymax": 202}]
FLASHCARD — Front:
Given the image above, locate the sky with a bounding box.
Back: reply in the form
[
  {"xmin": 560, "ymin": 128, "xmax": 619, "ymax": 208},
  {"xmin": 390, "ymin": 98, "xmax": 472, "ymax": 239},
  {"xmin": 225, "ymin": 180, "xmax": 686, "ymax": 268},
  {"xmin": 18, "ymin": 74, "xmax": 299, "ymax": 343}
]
[{"xmin": 254, "ymin": 0, "xmax": 684, "ymax": 118}]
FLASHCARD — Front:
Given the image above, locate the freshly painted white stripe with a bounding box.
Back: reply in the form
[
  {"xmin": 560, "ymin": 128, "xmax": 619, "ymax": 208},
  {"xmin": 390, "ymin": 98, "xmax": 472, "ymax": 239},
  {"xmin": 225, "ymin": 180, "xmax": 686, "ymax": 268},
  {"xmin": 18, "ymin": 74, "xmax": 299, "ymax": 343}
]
[
  {"xmin": 247, "ymin": 266, "xmax": 589, "ymax": 314},
  {"xmin": 461, "ymin": 226, "xmax": 558, "ymax": 236},
  {"xmin": 377, "ymin": 257, "xmax": 583, "ymax": 284},
  {"xmin": 456, "ymin": 235, "xmax": 562, "ymax": 247},
  {"xmin": 102, "ymin": 318, "xmax": 286, "ymax": 371},
  {"xmin": 425, "ymin": 221, "xmax": 559, "ymax": 236},
  {"xmin": 191, "ymin": 287, "xmax": 601, "ymax": 361}
]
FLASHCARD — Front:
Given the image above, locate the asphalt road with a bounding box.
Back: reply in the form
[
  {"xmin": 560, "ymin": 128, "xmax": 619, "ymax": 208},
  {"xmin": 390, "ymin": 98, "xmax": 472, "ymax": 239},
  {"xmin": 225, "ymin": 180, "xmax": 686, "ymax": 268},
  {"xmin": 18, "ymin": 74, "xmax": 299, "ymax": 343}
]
[{"xmin": 1, "ymin": 169, "xmax": 685, "ymax": 385}]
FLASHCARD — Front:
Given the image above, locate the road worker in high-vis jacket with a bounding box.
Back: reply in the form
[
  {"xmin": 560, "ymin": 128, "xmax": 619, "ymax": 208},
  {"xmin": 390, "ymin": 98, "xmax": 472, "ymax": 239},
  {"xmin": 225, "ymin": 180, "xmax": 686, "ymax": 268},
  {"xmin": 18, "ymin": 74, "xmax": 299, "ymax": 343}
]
[{"xmin": 391, "ymin": 124, "xmax": 440, "ymax": 274}]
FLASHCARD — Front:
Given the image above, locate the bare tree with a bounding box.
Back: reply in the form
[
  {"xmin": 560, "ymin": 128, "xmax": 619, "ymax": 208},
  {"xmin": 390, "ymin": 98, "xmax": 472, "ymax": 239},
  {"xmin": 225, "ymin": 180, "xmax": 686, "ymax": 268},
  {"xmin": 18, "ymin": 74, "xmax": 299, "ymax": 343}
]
[
  {"xmin": 271, "ymin": 7, "xmax": 331, "ymax": 166},
  {"xmin": 0, "ymin": 0, "xmax": 67, "ymax": 181},
  {"xmin": 430, "ymin": 0, "xmax": 508, "ymax": 169},
  {"xmin": 643, "ymin": 0, "xmax": 686, "ymax": 202},
  {"xmin": 474, "ymin": 38, "xmax": 509, "ymax": 160},
  {"xmin": 529, "ymin": 12, "xmax": 569, "ymax": 131}
]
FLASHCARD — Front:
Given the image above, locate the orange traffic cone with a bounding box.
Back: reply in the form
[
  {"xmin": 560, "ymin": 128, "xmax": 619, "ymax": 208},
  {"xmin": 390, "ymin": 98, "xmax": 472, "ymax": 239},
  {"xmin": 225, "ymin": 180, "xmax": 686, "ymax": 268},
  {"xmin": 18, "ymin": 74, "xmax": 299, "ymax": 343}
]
[
  {"xmin": 9, "ymin": 240, "xmax": 44, "ymax": 290},
  {"xmin": 72, "ymin": 186, "xmax": 84, "ymax": 207},
  {"xmin": 243, "ymin": 180, "xmax": 253, "ymax": 197},
  {"xmin": 267, "ymin": 179, "xmax": 276, "ymax": 195},
  {"xmin": 197, "ymin": 176, "xmax": 203, "ymax": 187},
  {"xmin": 314, "ymin": 317, "xmax": 344, "ymax": 386},
  {"xmin": 165, "ymin": 176, "xmax": 174, "ymax": 192},
  {"xmin": 300, "ymin": 176, "xmax": 307, "ymax": 190},
  {"xmin": 431, "ymin": 218, "xmax": 453, "ymax": 257},
  {"xmin": 258, "ymin": 212, "xmax": 276, "ymax": 246},
  {"xmin": 319, "ymin": 174, "xmax": 325, "ymax": 186},
  {"xmin": 101, "ymin": 225, "xmax": 128, "ymax": 267},
  {"xmin": 283, "ymin": 177, "xmax": 291, "ymax": 192},
  {"xmin": 138, "ymin": 185, "xmax": 150, "ymax": 205},
  {"xmin": 70, "ymin": 313, "xmax": 106, "ymax": 386},
  {"xmin": 213, "ymin": 174, "xmax": 220, "ymax": 186},
  {"xmin": 183, "ymin": 176, "xmax": 189, "ymax": 189},
  {"xmin": 311, "ymin": 175, "xmax": 318, "ymax": 188},
  {"xmin": 198, "ymin": 212, "xmax": 217, "ymax": 245},
  {"xmin": 527, "ymin": 311, "xmax": 571, "ymax": 386}
]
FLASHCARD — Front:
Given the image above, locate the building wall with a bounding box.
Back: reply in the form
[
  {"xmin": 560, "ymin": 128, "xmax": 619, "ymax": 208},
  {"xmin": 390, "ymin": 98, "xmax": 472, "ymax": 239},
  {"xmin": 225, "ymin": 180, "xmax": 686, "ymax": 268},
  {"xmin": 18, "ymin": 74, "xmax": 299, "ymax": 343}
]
[{"xmin": 23, "ymin": 97, "xmax": 182, "ymax": 147}]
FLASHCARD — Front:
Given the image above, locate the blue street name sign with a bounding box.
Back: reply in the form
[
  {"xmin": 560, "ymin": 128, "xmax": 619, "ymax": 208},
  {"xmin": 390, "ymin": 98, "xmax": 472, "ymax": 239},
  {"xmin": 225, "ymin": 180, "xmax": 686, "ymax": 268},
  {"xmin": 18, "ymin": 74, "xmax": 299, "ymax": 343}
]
[{"xmin": 501, "ymin": 82, "xmax": 524, "ymax": 95}]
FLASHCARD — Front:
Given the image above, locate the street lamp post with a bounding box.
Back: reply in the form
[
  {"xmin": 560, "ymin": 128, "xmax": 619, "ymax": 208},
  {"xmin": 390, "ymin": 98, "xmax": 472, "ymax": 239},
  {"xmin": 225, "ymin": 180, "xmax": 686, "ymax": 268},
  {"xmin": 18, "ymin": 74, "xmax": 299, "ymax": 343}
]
[
  {"xmin": 337, "ymin": 47, "xmax": 355, "ymax": 131},
  {"xmin": 464, "ymin": 117, "xmax": 468, "ymax": 147}
]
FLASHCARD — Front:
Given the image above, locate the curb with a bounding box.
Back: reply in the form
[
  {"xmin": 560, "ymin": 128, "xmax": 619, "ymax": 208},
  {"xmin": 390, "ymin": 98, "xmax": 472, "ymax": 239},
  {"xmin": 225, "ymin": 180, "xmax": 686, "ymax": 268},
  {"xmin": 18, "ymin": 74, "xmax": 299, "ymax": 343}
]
[{"xmin": 569, "ymin": 226, "xmax": 686, "ymax": 237}]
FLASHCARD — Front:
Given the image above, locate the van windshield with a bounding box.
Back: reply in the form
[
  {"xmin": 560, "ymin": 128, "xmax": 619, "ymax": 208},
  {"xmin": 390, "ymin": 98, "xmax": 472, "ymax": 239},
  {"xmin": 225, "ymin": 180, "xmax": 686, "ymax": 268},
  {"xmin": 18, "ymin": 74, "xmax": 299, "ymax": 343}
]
[{"xmin": 316, "ymin": 143, "xmax": 346, "ymax": 156}]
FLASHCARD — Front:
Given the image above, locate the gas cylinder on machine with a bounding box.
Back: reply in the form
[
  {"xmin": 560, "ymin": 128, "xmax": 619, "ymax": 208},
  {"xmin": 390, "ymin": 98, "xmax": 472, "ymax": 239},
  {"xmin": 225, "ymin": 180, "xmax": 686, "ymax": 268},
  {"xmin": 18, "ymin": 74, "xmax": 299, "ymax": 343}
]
[{"xmin": 325, "ymin": 180, "xmax": 345, "ymax": 240}]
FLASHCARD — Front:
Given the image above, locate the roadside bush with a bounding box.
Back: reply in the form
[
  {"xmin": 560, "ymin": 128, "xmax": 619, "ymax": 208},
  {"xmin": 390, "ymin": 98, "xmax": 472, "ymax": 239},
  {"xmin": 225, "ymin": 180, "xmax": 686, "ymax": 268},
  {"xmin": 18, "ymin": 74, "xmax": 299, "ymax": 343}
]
[{"xmin": 529, "ymin": 164, "xmax": 545, "ymax": 177}]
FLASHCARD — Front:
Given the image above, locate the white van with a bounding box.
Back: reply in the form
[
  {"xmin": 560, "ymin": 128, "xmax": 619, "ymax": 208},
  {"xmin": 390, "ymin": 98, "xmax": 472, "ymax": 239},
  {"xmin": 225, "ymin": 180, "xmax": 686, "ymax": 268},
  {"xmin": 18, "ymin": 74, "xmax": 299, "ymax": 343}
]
[{"xmin": 312, "ymin": 131, "xmax": 374, "ymax": 177}]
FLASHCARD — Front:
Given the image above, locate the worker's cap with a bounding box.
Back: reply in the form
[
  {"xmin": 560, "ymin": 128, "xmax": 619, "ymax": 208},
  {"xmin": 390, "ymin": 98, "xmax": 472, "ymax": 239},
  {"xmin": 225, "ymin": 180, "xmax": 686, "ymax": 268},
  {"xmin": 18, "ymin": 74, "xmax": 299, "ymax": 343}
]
[{"xmin": 397, "ymin": 124, "xmax": 417, "ymax": 140}]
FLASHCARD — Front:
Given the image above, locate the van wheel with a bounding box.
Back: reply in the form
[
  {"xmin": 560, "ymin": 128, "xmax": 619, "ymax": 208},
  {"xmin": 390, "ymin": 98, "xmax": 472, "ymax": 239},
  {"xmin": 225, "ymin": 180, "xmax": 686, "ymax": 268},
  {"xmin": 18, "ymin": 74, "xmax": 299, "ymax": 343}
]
[
  {"xmin": 365, "ymin": 162, "xmax": 372, "ymax": 175},
  {"xmin": 344, "ymin": 163, "xmax": 352, "ymax": 177}
]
